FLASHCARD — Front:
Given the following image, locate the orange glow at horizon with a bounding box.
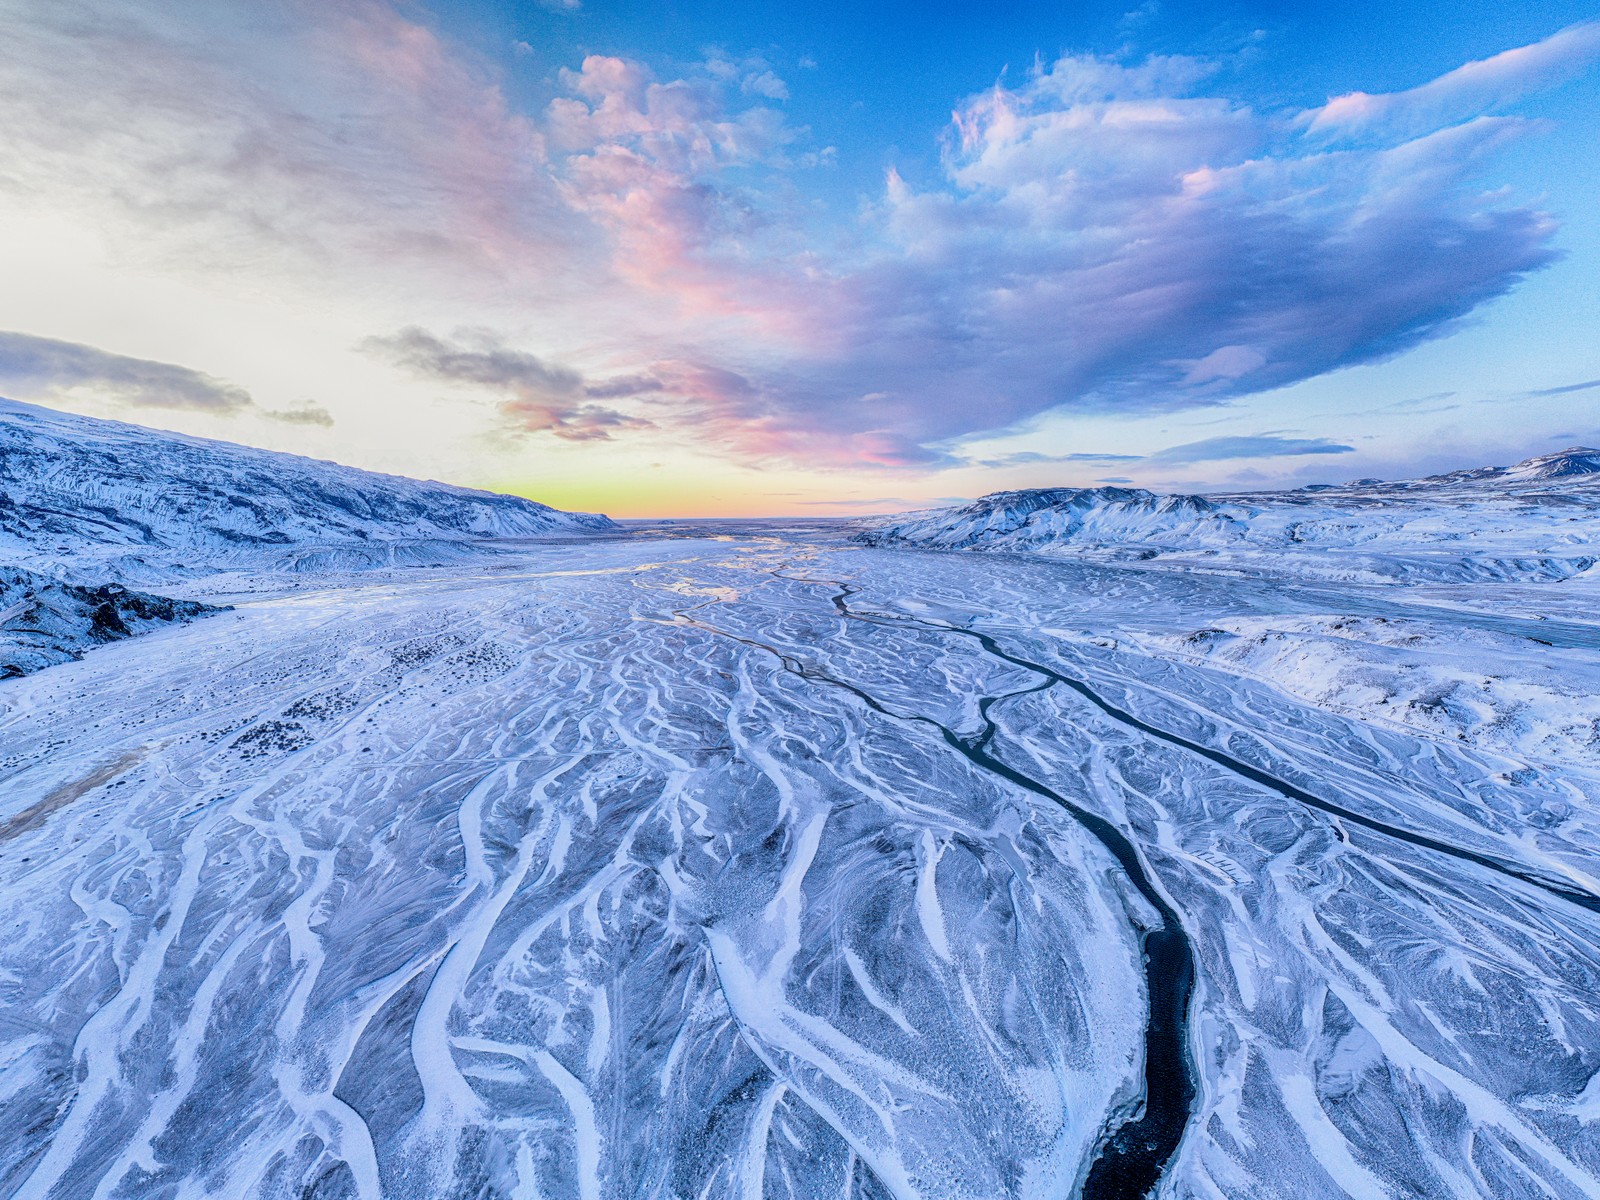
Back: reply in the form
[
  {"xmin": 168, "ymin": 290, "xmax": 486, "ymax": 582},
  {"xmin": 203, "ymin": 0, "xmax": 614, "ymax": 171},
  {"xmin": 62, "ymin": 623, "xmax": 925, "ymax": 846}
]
[{"xmin": 484, "ymin": 473, "xmax": 919, "ymax": 521}]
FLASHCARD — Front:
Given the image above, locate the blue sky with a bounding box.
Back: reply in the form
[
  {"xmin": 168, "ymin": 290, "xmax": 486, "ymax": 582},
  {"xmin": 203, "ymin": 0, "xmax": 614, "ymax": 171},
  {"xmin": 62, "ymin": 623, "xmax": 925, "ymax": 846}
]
[
  {"xmin": 443, "ymin": 0, "xmax": 1600, "ymax": 187},
  {"xmin": 0, "ymin": 0, "xmax": 1596, "ymax": 514}
]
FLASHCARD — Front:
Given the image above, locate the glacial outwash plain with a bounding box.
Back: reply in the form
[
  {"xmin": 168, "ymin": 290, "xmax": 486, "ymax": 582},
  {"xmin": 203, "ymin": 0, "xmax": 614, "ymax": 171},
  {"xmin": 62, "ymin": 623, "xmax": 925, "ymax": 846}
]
[{"xmin": 2, "ymin": 396, "xmax": 1599, "ymax": 1200}]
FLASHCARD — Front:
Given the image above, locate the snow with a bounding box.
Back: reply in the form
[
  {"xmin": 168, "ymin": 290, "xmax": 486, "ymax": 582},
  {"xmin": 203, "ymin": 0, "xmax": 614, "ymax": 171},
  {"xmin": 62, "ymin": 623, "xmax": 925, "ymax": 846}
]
[
  {"xmin": 859, "ymin": 447, "xmax": 1600, "ymax": 586},
  {"xmin": 2, "ymin": 419, "xmax": 1598, "ymax": 1198},
  {"xmin": 1, "ymin": 566, "xmax": 223, "ymax": 679},
  {"xmin": 1131, "ymin": 613, "xmax": 1600, "ymax": 772},
  {"xmin": 0, "ymin": 395, "xmax": 614, "ymax": 586}
]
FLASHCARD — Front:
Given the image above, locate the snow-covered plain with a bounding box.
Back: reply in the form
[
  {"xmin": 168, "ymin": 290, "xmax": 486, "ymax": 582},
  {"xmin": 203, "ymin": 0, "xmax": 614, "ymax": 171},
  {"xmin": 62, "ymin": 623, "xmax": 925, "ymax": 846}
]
[{"xmin": 2, "ymin": 424, "xmax": 1599, "ymax": 1198}]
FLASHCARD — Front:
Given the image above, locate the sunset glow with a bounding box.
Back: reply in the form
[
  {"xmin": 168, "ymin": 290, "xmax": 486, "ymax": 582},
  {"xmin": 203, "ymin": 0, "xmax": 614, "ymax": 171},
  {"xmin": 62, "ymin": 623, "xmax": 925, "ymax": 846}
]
[{"xmin": 2, "ymin": 1, "xmax": 1597, "ymax": 516}]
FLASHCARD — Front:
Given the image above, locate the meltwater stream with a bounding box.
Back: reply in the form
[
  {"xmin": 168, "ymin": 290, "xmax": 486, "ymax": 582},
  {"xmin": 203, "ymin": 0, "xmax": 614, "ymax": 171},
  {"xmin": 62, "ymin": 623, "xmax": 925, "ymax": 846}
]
[
  {"xmin": 807, "ymin": 581, "xmax": 1200, "ymax": 1200},
  {"xmin": 677, "ymin": 570, "xmax": 1202, "ymax": 1199},
  {"xmin": 808, "ymin": 572, "xmax": 1600, "ymax": 918},
  {"xmin": 748, "ymin": 563, "xmax": 1600, "ymax": 1196}
]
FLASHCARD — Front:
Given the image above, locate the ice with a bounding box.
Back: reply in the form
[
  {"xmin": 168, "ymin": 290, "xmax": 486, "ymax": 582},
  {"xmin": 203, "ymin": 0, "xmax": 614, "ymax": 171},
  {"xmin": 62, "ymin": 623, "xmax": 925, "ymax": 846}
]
[{"xmin": 2, "ymin": 409, "xmax": 1598, "ymax": 1197}]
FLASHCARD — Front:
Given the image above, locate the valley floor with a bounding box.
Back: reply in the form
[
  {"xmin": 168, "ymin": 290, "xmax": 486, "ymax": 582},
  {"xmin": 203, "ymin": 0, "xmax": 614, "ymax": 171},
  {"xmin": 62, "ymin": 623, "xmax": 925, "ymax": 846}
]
[{"xmin": 1, "ymin": 525, "xmax": 1598, "ymax": 1199}]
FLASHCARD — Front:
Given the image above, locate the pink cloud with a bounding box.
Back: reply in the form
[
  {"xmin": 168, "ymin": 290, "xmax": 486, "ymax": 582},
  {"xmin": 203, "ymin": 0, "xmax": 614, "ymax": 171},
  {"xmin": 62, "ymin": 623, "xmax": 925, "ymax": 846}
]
[
  {"xmin": 2, "ymin": 0, "xmax": 576, "ymax": 290},
  {"xmin": 546, "ymin": 56, "xmax": 828, "ymax": 341},
  {"xmin": 560, "ymin": 43, "xmax": 1570, "ymax": 467},
  {"xmin": 8, "ymin": 3, "xmax": 1590, "ymax": 474}
]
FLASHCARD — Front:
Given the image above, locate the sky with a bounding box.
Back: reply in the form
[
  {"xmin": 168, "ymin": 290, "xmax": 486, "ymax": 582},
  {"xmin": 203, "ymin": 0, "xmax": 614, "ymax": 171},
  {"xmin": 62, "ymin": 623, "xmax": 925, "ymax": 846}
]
[{"xmin": 1, "ymin": 1, "xmax": 1598, "ymax": 517}]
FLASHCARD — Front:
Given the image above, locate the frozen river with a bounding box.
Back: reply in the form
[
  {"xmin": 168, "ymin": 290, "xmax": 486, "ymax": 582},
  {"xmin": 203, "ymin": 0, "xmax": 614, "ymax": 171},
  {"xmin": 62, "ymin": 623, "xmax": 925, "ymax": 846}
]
[{"xmin": 2, "ymin": 524, "xmax": 1598, "ymax": 1199}]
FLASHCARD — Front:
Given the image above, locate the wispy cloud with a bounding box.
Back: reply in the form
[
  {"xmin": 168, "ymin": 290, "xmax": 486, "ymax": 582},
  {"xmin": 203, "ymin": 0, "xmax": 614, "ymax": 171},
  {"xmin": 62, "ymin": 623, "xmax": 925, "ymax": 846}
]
[
  {"xmin": 363, "ymin": 327, "xmax": 654, "ymax": 441},
  {"xmin": 972, "ymin": 450, "xmax": 1144, "ymax": 469},
  {"xmin": 1302, "ymin": 20, "xmax": 1600, "ymax": 139},
  {"xmin": 1523, "ymin": 378, "xmax": 1600, "ymax": 397},
  {"xmin": 975, "ymin": 433, "xmax": 1356, "ymax": 472},
  {"xmin": 0, "ymin": 0, "xmax": 572, "ymax": 291},
  {"xmin": 1145, "ymin": 435, "xmax": 1355, "ymax": 463},
  {"xmin": 0, "ymin": 331, "xmax": 252, "ymax": 412},
  {"xmin": 263, "ymin": 402, "xmax": 335, "ymax": 427},
  {"xmin": 1370, "ymin": 391, "xmax": 1461, "ymax": 415},
  {"xmin": 795, "ymin": 496, "xmax": 906, "ymax": 507}
]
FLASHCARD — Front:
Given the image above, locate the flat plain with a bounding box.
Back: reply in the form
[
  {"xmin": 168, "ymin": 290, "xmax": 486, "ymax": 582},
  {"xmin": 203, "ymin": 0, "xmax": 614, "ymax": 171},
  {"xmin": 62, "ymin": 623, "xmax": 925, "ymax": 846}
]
[{"xmin": 3, "ymin": 520, "xmax": 1597, "ymax": 1199}]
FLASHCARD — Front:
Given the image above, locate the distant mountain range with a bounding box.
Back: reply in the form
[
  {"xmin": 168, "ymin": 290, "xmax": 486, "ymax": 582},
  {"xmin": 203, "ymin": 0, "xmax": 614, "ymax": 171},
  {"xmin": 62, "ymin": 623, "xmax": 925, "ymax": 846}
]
[
  {"xmin": 1425, "ymin": 446, "xmax": 1600, "ymax": 484},
  {"xmin": 0, "ymin": 396, "xmax": 614, "ymax": 581},
  {"xmin": 859, "ymin": 448, "xmax": 1600, "ymax": 584}
]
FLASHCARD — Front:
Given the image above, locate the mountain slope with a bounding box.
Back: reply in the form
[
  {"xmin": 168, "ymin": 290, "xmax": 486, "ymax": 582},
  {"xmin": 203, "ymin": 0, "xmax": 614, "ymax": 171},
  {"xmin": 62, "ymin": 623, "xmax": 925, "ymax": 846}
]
[
  {"xmin": 0, "ymin": 397, "xmax": 614, "ymax": 578},
  {"xmin": 859, "ymin": 449, "xmax": 1600, "ymax": 584}
]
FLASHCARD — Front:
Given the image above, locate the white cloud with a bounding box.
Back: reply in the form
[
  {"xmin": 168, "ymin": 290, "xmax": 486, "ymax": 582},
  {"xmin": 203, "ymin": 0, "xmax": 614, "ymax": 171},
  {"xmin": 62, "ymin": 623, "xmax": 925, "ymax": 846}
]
[
  {"xmin": 742, "ymin": 70, "xmax": 789, "ymax": 100},
  {"xmin": 1303, "ymin": 19, "xmax": 1600, "ymax": 139},
  {"xmin": 1182, "ymin": 346, "xmax": 1267, "ymax": 386},
  {"xmin": 0, "ymin": 1, "xmax": 1590, "ymax": 476}
]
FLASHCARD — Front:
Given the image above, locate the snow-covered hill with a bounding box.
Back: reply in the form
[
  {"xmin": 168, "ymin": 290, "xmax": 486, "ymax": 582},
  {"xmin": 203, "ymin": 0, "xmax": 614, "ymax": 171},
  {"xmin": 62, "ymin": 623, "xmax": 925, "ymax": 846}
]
[
  {"xmin": 1, "ymin": 566, "xmax": 222, "ymax": 679},
  {"xmin": 859, "ymin": 448, "xmax": 1600, "ymax": 584},
  {"xmin": 0, "ymin": 396, "xmax": 615, "ymax": 581}
]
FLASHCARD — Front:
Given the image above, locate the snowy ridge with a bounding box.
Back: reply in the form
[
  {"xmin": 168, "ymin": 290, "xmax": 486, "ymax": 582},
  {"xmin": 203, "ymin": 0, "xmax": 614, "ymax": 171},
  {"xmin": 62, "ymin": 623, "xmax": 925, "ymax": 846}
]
[
  {"xmin": 859, "ymin": 448, "xmax": 1600, "ymax": 583},
  {"xmin": 0, "ymin": 396, "xmax": 615, "ymax": 580},
  {"xmin": 860, "ymin": 485, "xmax": 1236, "ymax": 551}
]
